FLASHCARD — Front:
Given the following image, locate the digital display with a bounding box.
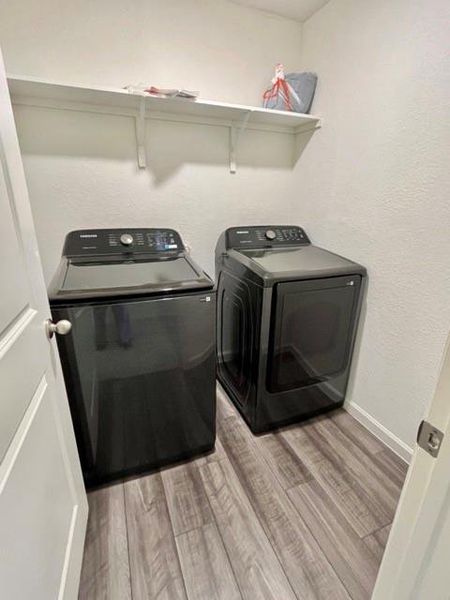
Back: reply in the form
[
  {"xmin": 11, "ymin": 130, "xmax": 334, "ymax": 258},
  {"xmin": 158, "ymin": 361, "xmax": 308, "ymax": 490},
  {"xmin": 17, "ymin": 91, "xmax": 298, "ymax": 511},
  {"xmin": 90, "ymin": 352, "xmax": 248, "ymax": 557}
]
[{"xmin": 146, "ymin": 232, "xmax": 179, "ymax": 251}]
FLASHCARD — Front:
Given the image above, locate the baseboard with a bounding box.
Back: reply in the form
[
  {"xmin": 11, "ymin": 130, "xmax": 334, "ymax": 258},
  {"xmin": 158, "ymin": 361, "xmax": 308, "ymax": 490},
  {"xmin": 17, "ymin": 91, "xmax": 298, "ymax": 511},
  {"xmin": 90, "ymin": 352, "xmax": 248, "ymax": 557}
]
[{"xmin": 344, "ymin": 401, "xmax": 413, "ymax": 464}]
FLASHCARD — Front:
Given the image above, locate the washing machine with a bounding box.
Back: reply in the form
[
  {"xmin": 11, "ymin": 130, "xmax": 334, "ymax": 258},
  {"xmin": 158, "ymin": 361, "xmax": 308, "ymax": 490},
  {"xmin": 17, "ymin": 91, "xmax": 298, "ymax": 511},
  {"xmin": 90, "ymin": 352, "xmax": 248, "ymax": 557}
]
[
  {"xmin": 49, "ymin": 228, "xmax": 216, "ymax": 487},
  {"xmin": 215, "ymin": 225, "xmax": 366, "ymax": 433}
]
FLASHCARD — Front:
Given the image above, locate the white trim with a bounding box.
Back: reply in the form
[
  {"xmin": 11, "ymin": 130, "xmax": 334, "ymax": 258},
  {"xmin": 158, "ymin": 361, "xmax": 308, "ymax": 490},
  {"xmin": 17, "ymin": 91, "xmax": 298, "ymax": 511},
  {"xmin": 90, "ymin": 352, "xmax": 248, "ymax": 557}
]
[
  {"xmin": 57, "ymin": 504, "xmax": 78, "ymax": 600},
  {"xmin": 0, "ymin": 377, "xmax": 47, "ymax": 490},
  {"xmin": 345, "ymin": 401, "xmax": 413, "ymax": 464}
]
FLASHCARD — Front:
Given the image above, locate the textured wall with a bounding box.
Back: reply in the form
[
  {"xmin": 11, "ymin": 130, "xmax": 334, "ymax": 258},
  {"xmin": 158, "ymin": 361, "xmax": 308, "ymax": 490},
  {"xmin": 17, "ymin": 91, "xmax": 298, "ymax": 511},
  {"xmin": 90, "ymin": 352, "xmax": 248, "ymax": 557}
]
[
  {"xmin": 296, "ymin": 0, "xmax": 450, "ymax": 449},
  {"xmin": 0, "ymin": 0, "xmax": 301, "ymax": 106},
  {"xmin": 1, "ymin": 0, "xmax": 449, "ymax": 452},
  {"xmin": 12, "ymin": 107, "xmax": 304, "ymax": 281},
  {"xmin": 0, "ymin": 0, "xmax": 303, "ymax": 281}
]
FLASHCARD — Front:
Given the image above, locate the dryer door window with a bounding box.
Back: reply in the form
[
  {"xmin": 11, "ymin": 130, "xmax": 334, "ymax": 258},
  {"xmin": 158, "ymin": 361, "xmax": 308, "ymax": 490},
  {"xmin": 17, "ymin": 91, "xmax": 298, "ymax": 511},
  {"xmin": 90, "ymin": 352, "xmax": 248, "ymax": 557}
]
[
  {"xmin": 218, "ymin": 273, "xmax": 253, "ymax": 404},
  {"xmin": 267, "ymin": 275, "xmax": 362, "ymax": 392}
]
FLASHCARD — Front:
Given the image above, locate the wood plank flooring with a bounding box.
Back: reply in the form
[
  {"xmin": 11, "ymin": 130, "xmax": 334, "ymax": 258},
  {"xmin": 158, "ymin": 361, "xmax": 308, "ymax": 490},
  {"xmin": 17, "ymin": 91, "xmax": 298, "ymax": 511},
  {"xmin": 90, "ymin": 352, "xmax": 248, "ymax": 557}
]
[{"xmin": 78, "ymin": 387, "xmax": 408, "ymax": 600}]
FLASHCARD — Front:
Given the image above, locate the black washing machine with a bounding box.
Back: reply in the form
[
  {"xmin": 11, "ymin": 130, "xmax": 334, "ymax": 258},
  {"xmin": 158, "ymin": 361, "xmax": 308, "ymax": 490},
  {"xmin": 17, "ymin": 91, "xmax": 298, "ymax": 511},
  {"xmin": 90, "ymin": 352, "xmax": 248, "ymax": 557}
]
[
  {"xmin": 49, "ymin": 228, "xmax": 216, "ymax": 487},
  {"xmin": 215, "ymin": 225, "xmax": 366, "ymax": 433}
]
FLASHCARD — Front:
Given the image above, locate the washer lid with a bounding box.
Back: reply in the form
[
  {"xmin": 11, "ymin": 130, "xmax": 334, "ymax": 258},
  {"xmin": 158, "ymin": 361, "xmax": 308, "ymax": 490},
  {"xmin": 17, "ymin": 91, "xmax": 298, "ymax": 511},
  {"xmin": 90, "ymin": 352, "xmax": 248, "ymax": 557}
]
[
  {"xmin": 50, "ymin": 255, "xmax": 213, "ymax": 302},
  {"xmin": 235, "ymin": 245, "xmax": 366, "ymax": 282},
  {"xmin": 63, "ymin": 256, "xmax": 200, "ymax": 290}
]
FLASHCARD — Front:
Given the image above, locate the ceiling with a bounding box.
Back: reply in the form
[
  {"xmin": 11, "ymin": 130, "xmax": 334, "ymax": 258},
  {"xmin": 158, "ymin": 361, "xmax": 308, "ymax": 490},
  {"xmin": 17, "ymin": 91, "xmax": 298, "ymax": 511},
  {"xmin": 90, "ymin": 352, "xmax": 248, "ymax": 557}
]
[{"xmin": 231, "ymin": 0, "xmax": 330, "ymax": 22}]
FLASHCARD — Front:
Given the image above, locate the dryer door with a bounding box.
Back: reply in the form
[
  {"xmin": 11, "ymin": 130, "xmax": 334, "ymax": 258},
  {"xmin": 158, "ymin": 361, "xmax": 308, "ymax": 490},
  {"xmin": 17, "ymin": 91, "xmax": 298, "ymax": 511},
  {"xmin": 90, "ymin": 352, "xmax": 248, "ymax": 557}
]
[
  {"xmin": 267, "ymin": 275, "xmax": 362, "ymax": 392},
  {"xmin": 217, "ymin": 271, "xmax": 254, "ymax": 406}
]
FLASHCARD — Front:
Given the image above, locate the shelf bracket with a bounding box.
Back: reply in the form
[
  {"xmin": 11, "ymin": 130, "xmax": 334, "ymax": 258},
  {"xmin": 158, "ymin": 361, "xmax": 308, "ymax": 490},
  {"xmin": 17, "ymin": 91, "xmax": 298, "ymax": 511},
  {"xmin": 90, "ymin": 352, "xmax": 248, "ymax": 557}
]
[
  {"xmin": 135, "ymin": 97, "xmax": 146, "ymax": 168},
  {"xmin": 229, "ymin": 110, "xmax": 252, "ymax": 174},
  {"xmin": 292, "ymin": 117, "xmax": 323, "ymax": 166}
]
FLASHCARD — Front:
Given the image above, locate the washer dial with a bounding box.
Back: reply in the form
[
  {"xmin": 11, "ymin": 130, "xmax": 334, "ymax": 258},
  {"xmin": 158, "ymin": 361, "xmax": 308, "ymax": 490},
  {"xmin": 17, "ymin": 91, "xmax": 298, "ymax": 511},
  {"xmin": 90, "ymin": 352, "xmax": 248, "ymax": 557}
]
[{"xmin": 120, "ymin": 233, "xmax": 134, "ymax": 246}]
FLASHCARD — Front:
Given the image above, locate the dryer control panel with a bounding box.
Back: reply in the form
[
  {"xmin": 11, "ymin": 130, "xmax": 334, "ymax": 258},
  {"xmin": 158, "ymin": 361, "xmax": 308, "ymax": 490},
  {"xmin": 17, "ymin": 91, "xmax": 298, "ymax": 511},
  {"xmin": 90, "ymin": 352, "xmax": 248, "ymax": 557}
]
[
  {"xmin": 225, "ymin": 226, "xmax": 310, "ymax": 249},
  {"xmin": 63, "ymin": 228, "xmax": 184, "ymax": 256}
]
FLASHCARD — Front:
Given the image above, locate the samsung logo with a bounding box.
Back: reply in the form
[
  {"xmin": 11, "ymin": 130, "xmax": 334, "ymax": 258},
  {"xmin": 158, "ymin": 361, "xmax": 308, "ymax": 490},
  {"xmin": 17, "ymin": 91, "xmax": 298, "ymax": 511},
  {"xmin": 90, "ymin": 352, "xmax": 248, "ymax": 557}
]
[
  {"xmin": 236, "ymin": 230, "xmax": 249, "ymax": 234},
  {"xmin": 80, "ymin": 234, "xmax": 98, "ymax": 239}
]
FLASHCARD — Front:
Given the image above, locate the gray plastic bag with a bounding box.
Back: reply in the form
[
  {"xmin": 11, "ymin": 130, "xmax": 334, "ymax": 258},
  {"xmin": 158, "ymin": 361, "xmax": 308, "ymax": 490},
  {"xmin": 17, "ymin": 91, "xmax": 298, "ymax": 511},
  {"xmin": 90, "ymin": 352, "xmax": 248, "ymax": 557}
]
[{"xmin": 263, "ymin": 65, "xmax": 317, "ymax": 114}]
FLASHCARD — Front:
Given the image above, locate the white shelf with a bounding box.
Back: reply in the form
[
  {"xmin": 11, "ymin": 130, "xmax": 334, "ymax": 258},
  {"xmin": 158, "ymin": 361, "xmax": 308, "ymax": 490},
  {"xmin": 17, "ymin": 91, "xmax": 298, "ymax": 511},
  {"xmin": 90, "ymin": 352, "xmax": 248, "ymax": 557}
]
[{"xmin": 7, "ymin": 74, "xmax": 321, "ymax": 172}]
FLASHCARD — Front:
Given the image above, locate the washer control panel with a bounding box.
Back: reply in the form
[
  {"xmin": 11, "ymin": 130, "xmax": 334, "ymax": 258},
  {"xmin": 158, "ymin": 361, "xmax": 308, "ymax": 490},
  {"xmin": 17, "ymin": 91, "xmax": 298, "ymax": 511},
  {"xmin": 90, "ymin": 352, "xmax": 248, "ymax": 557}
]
[
  {"xmin": 63, "ymin": 228, "xmax": 184, "ymax": 256},
  {"xmin": 226, "ymin": 226, "xmax": 310, "ymax": 249}
]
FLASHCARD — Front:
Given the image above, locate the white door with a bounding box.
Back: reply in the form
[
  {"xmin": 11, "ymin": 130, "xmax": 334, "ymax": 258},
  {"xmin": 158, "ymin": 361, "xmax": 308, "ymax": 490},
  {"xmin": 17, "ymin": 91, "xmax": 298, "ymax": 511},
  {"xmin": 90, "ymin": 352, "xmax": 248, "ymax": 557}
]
[
  {"xmin": 0, "ymin": 49, "xmax": 88, "ymax": 599},
  {"xmin": 373, "ymin": 331, "xmax": 450, "ymax": 599}
]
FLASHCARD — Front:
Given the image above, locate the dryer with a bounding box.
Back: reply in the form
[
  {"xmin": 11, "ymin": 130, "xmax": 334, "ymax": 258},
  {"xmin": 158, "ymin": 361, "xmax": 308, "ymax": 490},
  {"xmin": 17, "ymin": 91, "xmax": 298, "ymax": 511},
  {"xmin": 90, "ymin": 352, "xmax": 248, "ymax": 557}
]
[{"xmin": 215, "ymin": 225, "xmax": 366, "ymax": 433}]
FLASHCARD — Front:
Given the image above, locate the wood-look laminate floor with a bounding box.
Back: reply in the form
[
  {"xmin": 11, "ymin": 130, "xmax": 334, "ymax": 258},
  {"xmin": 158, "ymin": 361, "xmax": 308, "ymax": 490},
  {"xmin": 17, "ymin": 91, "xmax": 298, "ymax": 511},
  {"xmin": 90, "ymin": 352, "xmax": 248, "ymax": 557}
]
[{"xmin": 79, "ymin": 386, "xmax": 408, "ymax": 600}]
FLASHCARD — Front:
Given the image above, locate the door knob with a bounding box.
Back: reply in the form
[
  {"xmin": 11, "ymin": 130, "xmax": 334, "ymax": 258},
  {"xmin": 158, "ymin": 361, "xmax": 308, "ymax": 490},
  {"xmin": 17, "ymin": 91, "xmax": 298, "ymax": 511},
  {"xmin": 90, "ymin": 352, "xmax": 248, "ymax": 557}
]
[{"xmin": 46, "ymin": 319, "xmax": 72, "ymax": 339}]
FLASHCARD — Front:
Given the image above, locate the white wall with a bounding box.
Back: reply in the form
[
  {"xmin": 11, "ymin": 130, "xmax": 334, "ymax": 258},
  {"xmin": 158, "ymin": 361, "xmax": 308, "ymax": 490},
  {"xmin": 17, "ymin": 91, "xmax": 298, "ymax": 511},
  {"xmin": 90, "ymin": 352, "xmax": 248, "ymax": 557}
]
[
  {"xmin": 296, "ymin": 0, "xmax": 450, "ymax": 452},
  {"xmin": 0, "ymin": 0, "xmax": 301, "ymax": 106},
  {"xmin": 0, "ymin": 0, "xmax": 302, "ymax": 280},
  {"xmin": 1, "ymin": 0, "xmax": 449, "ymax": 453}
]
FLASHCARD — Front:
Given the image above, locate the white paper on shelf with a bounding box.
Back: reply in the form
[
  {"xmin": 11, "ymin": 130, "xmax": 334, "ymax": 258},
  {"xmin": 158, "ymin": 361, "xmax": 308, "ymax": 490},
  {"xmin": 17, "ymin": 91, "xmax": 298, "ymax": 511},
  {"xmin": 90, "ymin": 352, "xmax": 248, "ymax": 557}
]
[{"xmin": 124, "ymin": 84, "xmax": 199, "ymax": 99}]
